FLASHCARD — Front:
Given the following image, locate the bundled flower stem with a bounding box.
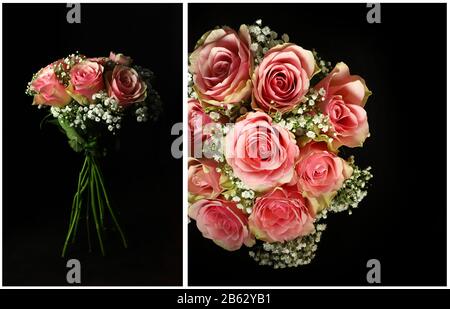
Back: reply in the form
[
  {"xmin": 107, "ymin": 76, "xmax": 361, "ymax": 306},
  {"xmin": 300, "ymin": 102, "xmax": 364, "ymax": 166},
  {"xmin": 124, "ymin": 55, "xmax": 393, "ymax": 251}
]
[{"xmin": 62, "ymin": 153, "xmax": 127, "ymax": 257}]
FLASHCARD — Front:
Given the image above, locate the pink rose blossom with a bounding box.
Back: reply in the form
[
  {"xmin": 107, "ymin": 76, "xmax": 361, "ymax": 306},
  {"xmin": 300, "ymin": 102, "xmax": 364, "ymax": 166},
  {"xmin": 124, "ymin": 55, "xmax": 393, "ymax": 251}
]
[
  {"xmin": 252, "ymin": 44, "xmax": 316, "ymax": 113},
  {"xmin": 109, "ymin": 52, "xmax": 132, "ymax": 66},
  {"xmin": 189, "ymin": 25, "xmax": 252, "ymax": 107},
  {"xmin": 188, "ymin": 98, "xmax": 213, "ymax": 157},
  {"xmin": 315, "ymin": 62, "xmax": 371, "ymax": 148},
  {"xmin": 105, "ymin": 65, "xmax": 147, "ymax": 106},
  {"xmin": 69, "ymin": 60, "xmax": 104, "ymax": 104},
  {"xmin": 188, "ymin": 158, "xmax": 222, "ymax": 202},
  {"xmin": 225, "ymin": 112, "xmax": 299, "ymax": 192},
  {"xmin": 249, "ymin": 185, "xmax": 314, "ymax": 242},
  {"xmin": 295, "ymin": 142, "xmax": 352, "ymax": 213},
  {"xmin": 31, "ymin": 65, "xmax": 71, "ymax": 107},
  {"xmin": 189, "ymin": 199, "xmax": 255, "ymax": 251}
]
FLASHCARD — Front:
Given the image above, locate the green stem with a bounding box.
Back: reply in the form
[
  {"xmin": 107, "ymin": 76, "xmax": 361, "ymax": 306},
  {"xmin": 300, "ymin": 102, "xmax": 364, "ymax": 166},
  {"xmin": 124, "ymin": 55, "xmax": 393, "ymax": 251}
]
[
  {"xmin": 71, "ymin": 197, "xmax": 82, "ymax": 244},
  {"xmin": 94, "ymin": 171, "xmax": 105, "ymax": 227},
  {"xmin": 90, "ymin": 156, "xmax": 105, "ymax": 256},
  {"xmin": 86, "ymin": 192, "xmax": 92, "ymax": 253},
  {"xmin": 62, "ymin": 156, "xmax": 90, "ymax": 257},
  {"xmin": 71, "ymin": 162, "xmax": 91, "ymax": 243},
  {"xmin": 62, "ymin": 201, "xmax": 79, "ymax": 257},
  {"xmin": 68, "ymin": 157, "xmax": 89, "ymax": 224},
  {"xmin": 92, "ymin": 158, "xmax": 127, "ymax": 248}
]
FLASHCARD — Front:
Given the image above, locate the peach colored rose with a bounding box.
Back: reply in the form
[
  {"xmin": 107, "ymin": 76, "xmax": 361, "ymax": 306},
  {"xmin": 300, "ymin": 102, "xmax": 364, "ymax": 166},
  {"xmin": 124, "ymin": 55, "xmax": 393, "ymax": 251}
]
[
  {"xmin": 31, "ymin": 65, "xmax": 71, "ymax": 107},
  {"xmin": 249, "ymin": 185, "xmax": 314, "ymax": 243},
  {"xmin": 188, "ymin": 98, "xmax": 213, "ymax": 157},
  {"xmin": 252, "ymin": 44, "xmax": 316, "ymax": 114},
  {"xmin": 106, "ymin": 65, "xmax": 147, "ymax": 106},
  {"xmin": 189, "ymin": 25, "xmax": 252, "ymax": 107},
  {"xmin": 68, "ymin": 60, "xmax": 104, "ymax": 104},
  {"xmin": 189, "ymin": 198, "xmax": 255, "ymax": 251},
  {"xmin": 188, "ymin": 158, "xmax": 222, "ymax": 202},
  {"xmin": 295, "ymin": 142, "xmax": 352, "ymax": 213},
  {"xmin": 315, "ymin": 62, "xmax": 371, "ymax": 148},
  {"xmin": 225, "ymin": 112, "xmax": 299, "ymax": 192},
  {"xmin": 109, "ymin": 52, "xmax": 132, "ymax": 66}
]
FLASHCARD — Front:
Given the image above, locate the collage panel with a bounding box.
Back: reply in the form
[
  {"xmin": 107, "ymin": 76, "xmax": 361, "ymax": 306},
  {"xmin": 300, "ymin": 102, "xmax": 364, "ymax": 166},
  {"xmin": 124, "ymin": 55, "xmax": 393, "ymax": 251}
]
[
  {"xmin": 187, "ymin": 3, "xmax": 446, "ymax": 286},
  {"xmin": 3, "ymin": 3, "xmax": 182, "ymax": 286}
]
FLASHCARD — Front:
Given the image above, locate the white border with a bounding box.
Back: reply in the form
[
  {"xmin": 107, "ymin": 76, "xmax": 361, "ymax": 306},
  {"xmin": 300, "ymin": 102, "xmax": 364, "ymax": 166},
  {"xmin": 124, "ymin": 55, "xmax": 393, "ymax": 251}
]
[{"xmin": 0, "ymin": 0, "xmax": 448, "ymax": 290}]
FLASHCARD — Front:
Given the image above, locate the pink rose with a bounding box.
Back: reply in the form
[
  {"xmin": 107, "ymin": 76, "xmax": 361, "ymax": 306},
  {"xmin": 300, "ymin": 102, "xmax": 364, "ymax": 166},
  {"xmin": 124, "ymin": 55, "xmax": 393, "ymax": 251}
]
[
  {"xmin": 189, "ymin": 198, "xmax": 255, "ymax": 251},
  {"xmin": 225, "ymin": 112, "xmax": 299, "ymax": 192},
  {"xmin": 109, "ymin": 52, "xmax": 132, "ymax": 66},
  {"xmin": 188, "ymin": 158, "xmax": 222, "ymax": 202},
  {"xmin": 106, "ymin": 65, "xmax": 147, "ymax": 106},
  {"xmin": 295, "ymin": 142, "xmax": 352, "ymax": 213},
  {"xmin": 188, "ymin": 98, "xmax": 213, "ymax": 157},
  {"xmin": 31, "ymin": 65, "xmax": 72, "ymax": 107},
  {"xmin": 189, "ymin": 25, "xmax": 252, "ymax": 107},
  {"xmin": 68, "ymin": 60, "xmax": 104, "ymax": 104},
  {"xmin": 249, "ymin": 186, "xmax": 314, "ymax": 242},
  {"xmin": 315, "ymin": 62, "xmax": 371, "ymax": 148},
  {"xmin": 252, "ymin": 44, "xmax": 316, "ymax": 114}
]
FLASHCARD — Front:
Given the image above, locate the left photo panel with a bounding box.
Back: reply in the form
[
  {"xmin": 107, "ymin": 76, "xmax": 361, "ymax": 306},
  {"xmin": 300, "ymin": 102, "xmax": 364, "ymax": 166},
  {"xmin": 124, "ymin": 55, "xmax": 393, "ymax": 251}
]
[{"xmin": 2, "ymin": 3, "xmax": 182, "ymax": 286}]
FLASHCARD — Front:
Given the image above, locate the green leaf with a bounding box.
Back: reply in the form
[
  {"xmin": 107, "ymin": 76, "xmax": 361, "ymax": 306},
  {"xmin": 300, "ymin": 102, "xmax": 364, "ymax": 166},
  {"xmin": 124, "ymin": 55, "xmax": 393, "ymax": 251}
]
[
  {"xmin": 68, "ymin": 139, "xmax": 84, "ymax": 152},
  {"xmin": 58, "ymin": 118, "xmax": 85, "ymax": 152}
]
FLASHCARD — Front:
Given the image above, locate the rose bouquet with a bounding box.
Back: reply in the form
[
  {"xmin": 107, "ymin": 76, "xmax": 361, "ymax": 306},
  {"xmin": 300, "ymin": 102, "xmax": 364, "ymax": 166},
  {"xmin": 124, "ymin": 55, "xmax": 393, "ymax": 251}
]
[
  {"xmin": 188, "ymin": 20, "xmax": 373, "ymax": 268},
  {"xmin": 26, "ymin": 52, "xmax": 162, "ymax": 256}
]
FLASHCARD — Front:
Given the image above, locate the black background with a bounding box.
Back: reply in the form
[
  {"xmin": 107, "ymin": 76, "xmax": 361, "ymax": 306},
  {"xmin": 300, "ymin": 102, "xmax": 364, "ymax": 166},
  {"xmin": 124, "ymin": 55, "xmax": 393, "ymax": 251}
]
[
  {"xmin": 188, "ymin": 3, "xmax": 447, "ymax": 286},
  {"xmin": 3, "ymin": 4, "xmax": 182, "ymax": 285}
]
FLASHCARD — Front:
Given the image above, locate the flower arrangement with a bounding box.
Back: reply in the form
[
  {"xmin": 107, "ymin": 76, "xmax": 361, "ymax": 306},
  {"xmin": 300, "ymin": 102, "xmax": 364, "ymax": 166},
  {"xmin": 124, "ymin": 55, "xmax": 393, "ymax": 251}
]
[
  {"xmin": 27, "ymin": 52, "xmax": 162, "ymax": 256},
  {"xmin": 188, "ymin": 20, "xmax": 373, "ymax": 268}
]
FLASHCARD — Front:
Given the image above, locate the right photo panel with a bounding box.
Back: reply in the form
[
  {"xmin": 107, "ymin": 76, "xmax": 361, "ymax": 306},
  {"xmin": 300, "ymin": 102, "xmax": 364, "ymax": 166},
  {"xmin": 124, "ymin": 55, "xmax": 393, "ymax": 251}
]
[{"xmin": 187, "ymin": 3, "xmax": 446, "ymax": 286}]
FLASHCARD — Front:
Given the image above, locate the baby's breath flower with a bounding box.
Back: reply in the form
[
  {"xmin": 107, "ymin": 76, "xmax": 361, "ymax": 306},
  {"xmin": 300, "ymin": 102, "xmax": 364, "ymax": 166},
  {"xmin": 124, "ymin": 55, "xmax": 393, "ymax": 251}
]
[
  {"xmin": 257, "ymin": 34, "xmax": 265, "ymax": 42},
  {"xmin": 47, "ymin": 91, "xmax": 126, "ymax": 135},
  {"xmin": 250, "ymin": 43, "xmax": 259, "ymax": 52},
  {"xmin": 312, "ymin": 115, "xmax": 321, "ymax": 124},
  {"xmin": 261, "ymin": 26, "xmax": 271, "ymax": 36},
  {"xmin": 306, "ymin": 131, "xmax": 316, "ymax": 139},
  {"xmin": 209, "ymin": 111, "xmax": 220, "ymax": 121},
  {"xmin": 249, "ymin": 223, "xmax": 327, "ymax": 268},
  {"xmin": 316, "ymin": 159, "xmax": 373, "ymax": 219},
  {"xmin": 232, "ymin": 196, "xmax": 241, "ymax": 202}
]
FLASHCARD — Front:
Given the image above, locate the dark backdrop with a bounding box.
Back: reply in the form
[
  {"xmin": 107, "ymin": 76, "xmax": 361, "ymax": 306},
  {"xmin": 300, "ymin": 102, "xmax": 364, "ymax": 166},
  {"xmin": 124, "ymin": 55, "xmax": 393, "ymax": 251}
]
[
  {"xmin": 188, "ymin": 3, "xmax": 447, "ymax": 286},
  {"xmin": 3, "ymin": 3, "xmax": 182, "ymax": 285}
]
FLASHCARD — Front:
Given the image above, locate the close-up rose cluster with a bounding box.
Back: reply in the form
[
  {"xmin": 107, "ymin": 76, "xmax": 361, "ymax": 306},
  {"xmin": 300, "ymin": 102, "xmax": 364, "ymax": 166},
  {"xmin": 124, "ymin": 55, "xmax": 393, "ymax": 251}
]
[{"xmin": 188, "ymin": 22, "xmax": 373, "ymax": 267}]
